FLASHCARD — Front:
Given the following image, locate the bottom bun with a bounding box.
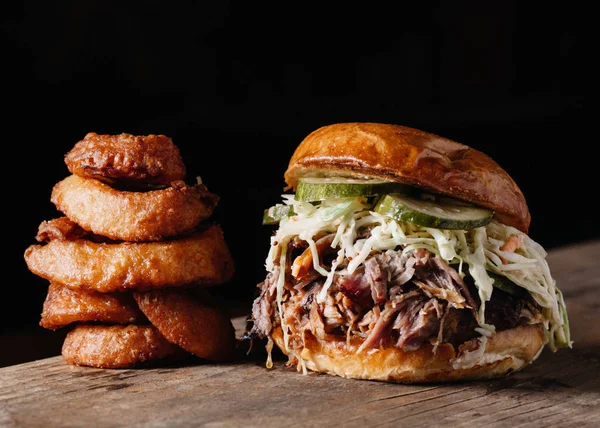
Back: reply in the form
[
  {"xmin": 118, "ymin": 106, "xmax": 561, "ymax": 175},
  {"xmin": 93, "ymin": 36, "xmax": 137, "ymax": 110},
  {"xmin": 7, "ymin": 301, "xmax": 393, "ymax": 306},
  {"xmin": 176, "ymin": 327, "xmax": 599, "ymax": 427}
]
[{"xmin": 271, "ymin": 323, "xmax": 545, "ymax": 383}]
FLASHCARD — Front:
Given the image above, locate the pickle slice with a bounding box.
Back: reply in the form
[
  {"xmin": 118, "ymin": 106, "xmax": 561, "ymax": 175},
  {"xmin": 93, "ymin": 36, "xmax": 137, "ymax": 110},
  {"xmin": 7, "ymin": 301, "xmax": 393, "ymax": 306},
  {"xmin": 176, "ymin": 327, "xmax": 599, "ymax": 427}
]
[
  {"xmin": 295, "ymin": 177, "xmax": 412, "ymax": 202},
  {"xmin": 487, "ymin": 272, "xmax": 527, "ymax": 297},
  {"xmin": 459, "ymin": 268, "xmax": 527, "ymax": 297},
  {"xmin": 374, "ymin": 193, "xmax": 493, "ymax": 230},
  {"xmin": 262, "ymin": 204, "xmax": 295, "ymax": 225}
]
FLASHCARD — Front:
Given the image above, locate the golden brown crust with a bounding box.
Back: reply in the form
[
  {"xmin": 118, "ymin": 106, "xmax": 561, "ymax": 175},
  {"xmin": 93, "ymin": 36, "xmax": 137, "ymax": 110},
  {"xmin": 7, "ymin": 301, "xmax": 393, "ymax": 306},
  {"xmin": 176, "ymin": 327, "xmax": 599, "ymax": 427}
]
[
  {"xmin": 284, "ymin": 123, "xmax": 530, "ymax": 232},
  {"xmin": 24, "ymin": 223, "xmax": 235, "ymax": 292},
  {"xmin": 65, "ymin": 132, "xmax": 186, "ymax": 185},
  {"xmin": 36, "ymin": 217, "xmax": 95, "ymax": 242},
  {"xmin": 271, "ymin": 324, "xmax": 545, "ymax": 383},
  {"xmin": 40, "ymin": 282, "xmax": 144, "ymax": 330},
  {"xmin": 61, "ymin": 324, "xmax": 181, "ymax": 369},
  {"xmin": 51, "ymin": 175, "xmax": 219, "ymax": 242},
  {"xmin": 133, "ymin": 288, "xmax": 236, "ymax": 361}
]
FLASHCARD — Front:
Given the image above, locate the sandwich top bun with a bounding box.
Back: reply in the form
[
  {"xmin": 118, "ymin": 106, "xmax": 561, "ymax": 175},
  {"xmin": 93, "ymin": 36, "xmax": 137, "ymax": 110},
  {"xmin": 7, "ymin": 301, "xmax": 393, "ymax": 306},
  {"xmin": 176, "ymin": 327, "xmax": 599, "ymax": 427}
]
[{"xmin": 284, "ymin": 122, "xmax": 530, "ymax": 233}]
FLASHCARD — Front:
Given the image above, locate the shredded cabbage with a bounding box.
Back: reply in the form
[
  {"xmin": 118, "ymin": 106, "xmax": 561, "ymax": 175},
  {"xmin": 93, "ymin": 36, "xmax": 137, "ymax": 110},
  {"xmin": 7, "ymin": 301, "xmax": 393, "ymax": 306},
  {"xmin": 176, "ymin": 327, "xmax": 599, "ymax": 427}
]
[
  {"xmin": 276, "ymin": 240, "xmax": 290, "ymax": 352},
  {"xmin": 266, "ymin": 195, "xmax": 572, "ymax": 352}
]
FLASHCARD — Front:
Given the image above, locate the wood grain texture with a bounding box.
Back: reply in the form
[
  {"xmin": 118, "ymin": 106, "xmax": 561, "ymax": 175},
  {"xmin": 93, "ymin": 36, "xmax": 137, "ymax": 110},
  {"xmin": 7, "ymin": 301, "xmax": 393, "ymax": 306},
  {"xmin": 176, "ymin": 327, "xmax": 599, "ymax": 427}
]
[{"xmin": 2, "ymin": 240, "xmax": 599, "ymax": 427}]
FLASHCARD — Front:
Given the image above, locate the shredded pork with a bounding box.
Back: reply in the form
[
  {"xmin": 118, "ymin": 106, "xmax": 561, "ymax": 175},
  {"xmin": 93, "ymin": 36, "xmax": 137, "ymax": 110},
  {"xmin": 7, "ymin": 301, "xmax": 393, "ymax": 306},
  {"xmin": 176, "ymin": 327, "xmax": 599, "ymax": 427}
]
[{"xmin": 250, "ymin": 245, "xmax": 540, "ymax": 358}]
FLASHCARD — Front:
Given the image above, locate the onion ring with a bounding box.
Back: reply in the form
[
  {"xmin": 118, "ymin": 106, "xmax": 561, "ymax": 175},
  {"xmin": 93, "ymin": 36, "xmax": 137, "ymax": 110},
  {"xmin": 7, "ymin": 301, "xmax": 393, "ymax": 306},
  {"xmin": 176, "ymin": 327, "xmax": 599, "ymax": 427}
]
[
  {"xmin": 24, "ymin": 223, "xmax": 235, "ymax": 292},
  {"xmin": 36, "ymin": 216, "xmax": 91, "ymax": 242},
  {"xmin": 35, "ymin": 217, "xmax": 111, "ymax": 243},
  {"xmin": 64, "ymin": 132, "xmax": 186, "ymax": 185},
  {"xmin": 51, "ymin": 175, "xmax": 219, "ymax": 242},
  {"xmin": 61, "ymin": 324, "xmax": 182, "ymax": 369},
  {"xmin": 133, "ymin": 288, "xmax": 236, "ymax": 361},
  {"xmin": 40, "ymin": 282, "xmax": 145, "ymax": 330}
]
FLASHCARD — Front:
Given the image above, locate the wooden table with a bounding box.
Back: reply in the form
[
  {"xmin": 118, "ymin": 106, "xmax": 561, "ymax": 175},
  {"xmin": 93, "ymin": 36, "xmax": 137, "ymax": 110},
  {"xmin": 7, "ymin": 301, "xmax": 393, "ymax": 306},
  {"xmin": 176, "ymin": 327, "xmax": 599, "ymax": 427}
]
[{"xmin": 2, "ymin": 240, "xmax": 599, "ymax": 427}]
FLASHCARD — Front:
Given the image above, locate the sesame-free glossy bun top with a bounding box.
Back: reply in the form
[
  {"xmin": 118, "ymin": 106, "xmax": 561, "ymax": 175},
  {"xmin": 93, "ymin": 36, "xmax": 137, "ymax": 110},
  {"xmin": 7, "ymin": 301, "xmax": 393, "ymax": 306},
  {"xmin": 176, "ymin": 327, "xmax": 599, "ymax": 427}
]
[{"xmin": 284, "ymin": 122, "xmax": 530, "ymax": 232}]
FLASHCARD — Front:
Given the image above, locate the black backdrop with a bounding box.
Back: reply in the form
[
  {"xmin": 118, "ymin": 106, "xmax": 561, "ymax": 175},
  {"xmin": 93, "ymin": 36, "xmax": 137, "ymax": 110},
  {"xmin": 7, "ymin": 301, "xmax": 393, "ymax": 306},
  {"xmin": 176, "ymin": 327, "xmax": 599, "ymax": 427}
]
[{"xmin": 2, "ymin": 2, "xmax": 594, "ymax": 363}]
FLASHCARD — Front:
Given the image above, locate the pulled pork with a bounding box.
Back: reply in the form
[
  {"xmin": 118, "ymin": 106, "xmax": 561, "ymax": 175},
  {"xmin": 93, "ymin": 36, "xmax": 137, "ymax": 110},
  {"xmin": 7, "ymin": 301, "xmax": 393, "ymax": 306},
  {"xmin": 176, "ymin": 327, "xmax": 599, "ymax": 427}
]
[{"xmin": 250, "ymin": 244, "xmax": 539, "ymax": 357}]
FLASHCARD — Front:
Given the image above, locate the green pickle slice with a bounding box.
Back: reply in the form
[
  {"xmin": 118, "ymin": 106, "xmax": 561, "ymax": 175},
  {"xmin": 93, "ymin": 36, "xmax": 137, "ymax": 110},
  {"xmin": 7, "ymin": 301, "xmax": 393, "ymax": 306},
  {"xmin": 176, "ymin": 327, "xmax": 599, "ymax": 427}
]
[
  {"xmin": 374, "ymin": 193, "xmax": 493, "ymax": 230},
  {"xmin": 295, "ymin": 177, "xmax": 412, "ymax": 202},
  {"xmin": 487, "ymin": 271, "xmax": 527, "ymax": 297},
  {"xmin": 262, "ymin": 204, "xmax": 295, "ymax": 225}
]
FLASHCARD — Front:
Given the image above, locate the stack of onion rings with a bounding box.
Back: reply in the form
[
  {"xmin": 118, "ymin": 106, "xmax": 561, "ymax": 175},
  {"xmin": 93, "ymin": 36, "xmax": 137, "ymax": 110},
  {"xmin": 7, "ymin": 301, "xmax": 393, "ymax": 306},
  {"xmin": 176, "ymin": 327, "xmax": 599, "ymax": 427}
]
[{"xmin": 24, "ymin": 132, "xmax": 237, "ymax": 369}]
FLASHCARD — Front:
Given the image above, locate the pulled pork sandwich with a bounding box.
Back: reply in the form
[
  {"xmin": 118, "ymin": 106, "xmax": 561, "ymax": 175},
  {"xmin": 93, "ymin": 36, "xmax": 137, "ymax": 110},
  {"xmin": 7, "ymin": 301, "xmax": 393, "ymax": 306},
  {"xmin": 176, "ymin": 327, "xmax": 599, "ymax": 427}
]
[{"xmin": 249, "ymin": 122, "xmax": 572, "ymax": 383}]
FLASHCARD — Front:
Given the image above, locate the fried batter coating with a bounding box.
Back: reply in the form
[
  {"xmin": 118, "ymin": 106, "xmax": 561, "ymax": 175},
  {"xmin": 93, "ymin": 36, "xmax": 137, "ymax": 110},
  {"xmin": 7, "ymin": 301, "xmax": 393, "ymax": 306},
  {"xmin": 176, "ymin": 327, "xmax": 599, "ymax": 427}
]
[
  {"xmin": 133, "ymin": 288, "xmax": 236, "ymax": 361},
  {"xmin": 40, "ymin": 282, "xmax": 145, "ymax": 330},
  {"xmin": 51, "ymin": 175, "xmax": 219, "ymax": 242},
  {"xmin": 36, "ymin": 217, "xmax": 111, "ymax": 243},
  {"xmin": 36, "ymin": 217, "xmax": 89, "ymax": 242},
  {"xmin": 65, "ymin": 132, "xmax": 186, "ymax": 185},
  {"xmin": 62, "ymin": 324, "xmax": 181, "ymax": 369},
  {"xmin": 24, "ymin": 223, "xmax": 235, "ymax": 292}
]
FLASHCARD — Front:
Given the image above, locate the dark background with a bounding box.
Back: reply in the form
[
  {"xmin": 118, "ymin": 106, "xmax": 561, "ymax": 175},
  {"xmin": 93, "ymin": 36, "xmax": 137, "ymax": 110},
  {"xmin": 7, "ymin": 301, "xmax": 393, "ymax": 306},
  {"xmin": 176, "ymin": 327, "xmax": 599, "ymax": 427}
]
[{"xmin": 2, "ymin": 2, "xmax": 594, "ymax": 366}]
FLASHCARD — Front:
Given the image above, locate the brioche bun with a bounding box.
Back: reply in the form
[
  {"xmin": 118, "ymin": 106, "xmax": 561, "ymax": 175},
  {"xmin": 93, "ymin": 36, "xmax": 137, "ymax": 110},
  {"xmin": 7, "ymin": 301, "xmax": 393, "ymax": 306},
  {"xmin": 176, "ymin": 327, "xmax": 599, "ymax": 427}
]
[
  {"xmin": 285, "ymin": 122, "xmax": 530, "ymax": 232},
  {"xmin": 272, "ymin": 324, "xmax": 545, "ymax": 383}
]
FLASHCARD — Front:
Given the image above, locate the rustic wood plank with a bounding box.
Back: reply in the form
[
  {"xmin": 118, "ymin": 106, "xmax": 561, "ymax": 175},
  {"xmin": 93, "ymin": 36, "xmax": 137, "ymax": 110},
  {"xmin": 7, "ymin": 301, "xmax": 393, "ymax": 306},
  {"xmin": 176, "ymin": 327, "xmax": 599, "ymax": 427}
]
[{"xmin": 1, "ymin": 240, "xmax": 599, "ymax": 427}]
